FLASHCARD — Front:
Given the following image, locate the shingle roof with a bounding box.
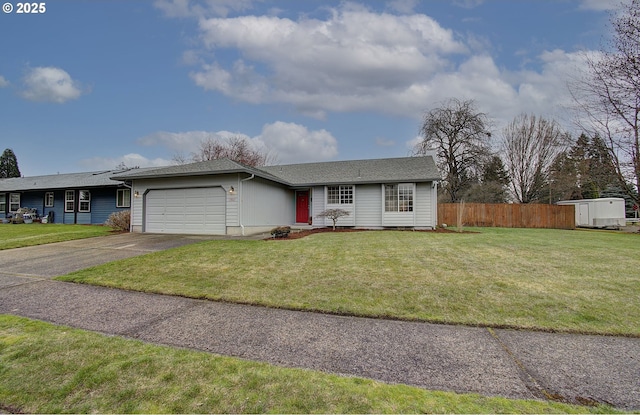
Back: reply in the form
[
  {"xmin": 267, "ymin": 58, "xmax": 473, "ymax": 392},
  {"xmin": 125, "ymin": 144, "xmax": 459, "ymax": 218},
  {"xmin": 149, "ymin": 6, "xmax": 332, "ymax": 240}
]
[
  {"xmin": 111, "ymin": 156, "xmax": 440, "ymax": 186},
  {"xmin": 262, "ymin": 156, "xmax": 440, "ymax": 186},
  {"xmin": 1, "ymin": 156, "xmax": 440, "ymax": 192},
  {"xmin": 110, "ymin": 158, "xmax": 287, "ymax": 183},
  {"xmin": 0, "ymin": 169, "xmax": 138, "ymax": 192}
]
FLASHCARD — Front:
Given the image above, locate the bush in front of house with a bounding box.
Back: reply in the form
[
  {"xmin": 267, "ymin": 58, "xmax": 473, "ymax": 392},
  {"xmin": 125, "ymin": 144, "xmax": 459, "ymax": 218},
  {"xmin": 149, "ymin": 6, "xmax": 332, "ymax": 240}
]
[
  {"xmin": 316, "ymin": 208, "xmax": 350, "ymax": 230},
  {"xmin": 270, "ymin": 226, "xmax": 291, "ymax": 238},
  {"xmin": 105, "ymin": 210, "xmax": 131, "ymax": 231}
]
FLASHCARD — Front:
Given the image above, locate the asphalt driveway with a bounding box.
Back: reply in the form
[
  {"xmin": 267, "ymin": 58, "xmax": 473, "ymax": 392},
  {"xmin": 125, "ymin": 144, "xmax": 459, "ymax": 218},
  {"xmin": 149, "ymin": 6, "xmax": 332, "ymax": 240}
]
[
  {"xmin": 0, "ymin": 233, "xmax": 224, "ymax": 279},
  {"xmin": 0, "ymin": 233, "xmax": 639, "ymax": 411}
]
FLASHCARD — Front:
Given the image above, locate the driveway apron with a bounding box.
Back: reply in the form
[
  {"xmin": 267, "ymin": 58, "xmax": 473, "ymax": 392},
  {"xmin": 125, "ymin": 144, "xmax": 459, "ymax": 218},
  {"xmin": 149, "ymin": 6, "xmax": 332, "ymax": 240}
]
[{"xmin": 0, "ymin": 233, "xmax": 638, "ymax": 411}]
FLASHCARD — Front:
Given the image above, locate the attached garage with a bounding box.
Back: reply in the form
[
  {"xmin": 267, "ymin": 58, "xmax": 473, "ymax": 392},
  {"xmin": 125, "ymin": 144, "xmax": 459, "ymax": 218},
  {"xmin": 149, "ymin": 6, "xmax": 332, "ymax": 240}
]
[{"xmin": 145, "ymin": 187, "xmax": 226, "ymax": 235}]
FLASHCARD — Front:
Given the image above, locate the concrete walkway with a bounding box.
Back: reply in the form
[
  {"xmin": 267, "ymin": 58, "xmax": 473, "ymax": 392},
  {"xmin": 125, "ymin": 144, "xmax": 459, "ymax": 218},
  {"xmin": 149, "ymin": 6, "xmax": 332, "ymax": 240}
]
[{"xmin": 0, "ymin": 234, "xmax": 638, "ymax": 411}]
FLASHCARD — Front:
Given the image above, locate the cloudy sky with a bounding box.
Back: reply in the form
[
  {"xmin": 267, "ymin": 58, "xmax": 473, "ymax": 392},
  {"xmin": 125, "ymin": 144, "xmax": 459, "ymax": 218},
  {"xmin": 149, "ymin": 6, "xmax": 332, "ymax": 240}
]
[{"xmin": 0, "ymin": 0, "xmax": 619, "ymax": 176}]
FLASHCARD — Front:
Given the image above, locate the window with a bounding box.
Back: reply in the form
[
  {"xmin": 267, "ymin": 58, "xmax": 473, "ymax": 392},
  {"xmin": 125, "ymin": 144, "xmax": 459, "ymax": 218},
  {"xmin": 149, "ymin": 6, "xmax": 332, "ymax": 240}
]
[
  {"xmin": 384, "ymin": 184, "xmax": 413, "ymax": 212},
  {"xmin": 0, "ymin": 194, "xmax": 5, "ymax": 213},
  {"xmin": 9, "ymin": 193, "xmax": 20, "ymax": 212},
  {"xmin": 116, "ymin": 188, "xmax": 131, "ymax": 208},
  {"xmin": 327, "ymin": 185, "xmax": 353, "ymax": 204},
  {"xmin": 79, "ymin": 190, "xmax": 91, "ymax": 212},
  {"xmin": 65, "ymin": 191, "xmax": 75, "ymax": 212},
  {"xmin": 45, "ymin": 192, "xmax": 54, "ymax": 207}
]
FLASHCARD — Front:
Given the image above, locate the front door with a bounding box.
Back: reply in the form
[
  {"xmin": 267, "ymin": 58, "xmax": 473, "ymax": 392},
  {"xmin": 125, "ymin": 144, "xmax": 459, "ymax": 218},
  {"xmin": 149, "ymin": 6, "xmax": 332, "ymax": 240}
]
[{"xmin": 296, "ymin": 191, "xmax": 309, "ymax": 223}]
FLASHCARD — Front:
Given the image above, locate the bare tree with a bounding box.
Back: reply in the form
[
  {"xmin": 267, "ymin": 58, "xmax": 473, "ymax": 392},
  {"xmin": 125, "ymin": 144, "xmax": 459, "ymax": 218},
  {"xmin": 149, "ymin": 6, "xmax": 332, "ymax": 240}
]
[
  {"xmin": 413, "ymin": 98, "xmax": 492, "ymax": 203},
  {"xmin": 569, "ymin": 0, "xmax": 640, "ymax": 205},
  {"xmin": 501, "ymin": 114, "xmax": 570, "ymax": 203},
  {"xmin": 316, "ymin": 208, "xmax": 350, "ymax": 230},
  {"xmin": 174, "ymin": 135, "xmax": 276, "ymax": 167}
]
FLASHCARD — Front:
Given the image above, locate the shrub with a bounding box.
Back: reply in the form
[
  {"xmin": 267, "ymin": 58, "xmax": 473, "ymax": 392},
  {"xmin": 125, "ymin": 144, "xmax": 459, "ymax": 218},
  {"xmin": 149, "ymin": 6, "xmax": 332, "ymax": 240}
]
[
  {"xmin": 270, "ymin": 226, "xmax": 291, "ymax": 238},
  {"xmin": 105, "ymin": 210, "xmax": 130, "ymax": 231},
  {"xmin": 316, "ymin": 208, "xmax": 350, "ymax": 230}
]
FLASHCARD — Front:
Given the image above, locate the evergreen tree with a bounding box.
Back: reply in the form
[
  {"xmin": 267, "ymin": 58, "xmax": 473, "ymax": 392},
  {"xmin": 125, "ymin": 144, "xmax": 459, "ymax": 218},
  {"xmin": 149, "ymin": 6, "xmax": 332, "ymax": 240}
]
[
  {"xmin": 0, "ymin": 148, "xmax": 21, "ymax": 178},
  {"xmin": 566, "ymin": 133, "xmax": 618, "ymax": 199}
]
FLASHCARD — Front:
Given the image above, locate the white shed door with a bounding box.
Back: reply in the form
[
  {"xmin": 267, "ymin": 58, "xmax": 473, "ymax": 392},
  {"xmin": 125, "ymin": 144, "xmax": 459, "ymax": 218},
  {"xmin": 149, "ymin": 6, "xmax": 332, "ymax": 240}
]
[
  {"xmin": 578, "ymin": 203, "xmax": 590, "ymax": 226},
  {"xmin": 145, "ymin": 187, "xmax": 226, "ymax": 235}
]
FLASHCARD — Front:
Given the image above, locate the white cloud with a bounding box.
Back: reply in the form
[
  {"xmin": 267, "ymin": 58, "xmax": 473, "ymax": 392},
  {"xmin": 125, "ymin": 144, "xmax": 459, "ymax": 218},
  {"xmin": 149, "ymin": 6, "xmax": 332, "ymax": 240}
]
[
  {"xmin": 190, "ymin": 5, "xmax": 467, "ymax": 115},
  {"xmin": 138, "ymin": 129, "xmax": 250, "ymax": 155},
  {"xmin": 21, "ymin": 67, "xmax": 84, "ymax": 103},
  {"xmin": 0, "ymin": 75, "xmax": 9, "ymax": 88},
  {"xmin": 168, "ymin": 3, "xmax": 599, "ymax": 135},
  {"xmin": 154, "ymin": 0, "xmax": 255, "ymax": 18},
  {"xmin": 79, "ymin": 153, "xmax": 171, "ymax": 170},
  {"xmin": 386, "ymin": 0, "xmax": 418, "ymax": 14},
  {"xmin": 139, "ymin": 121, "xmax": 338, "ymax": 165},
  {"xmin": 578, "ymin": 0, "xmax": 619, "ymax": 11},
  {"xmin": 256, "ymin": 121, "xmax": 338, "ymax": 163}
]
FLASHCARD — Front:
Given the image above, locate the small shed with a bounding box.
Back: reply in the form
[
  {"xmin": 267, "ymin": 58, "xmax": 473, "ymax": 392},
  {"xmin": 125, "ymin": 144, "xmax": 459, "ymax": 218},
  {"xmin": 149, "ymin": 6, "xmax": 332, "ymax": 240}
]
[{"xmin": 557, "ymin": 198, "xmax": 626, "ymax": 229}]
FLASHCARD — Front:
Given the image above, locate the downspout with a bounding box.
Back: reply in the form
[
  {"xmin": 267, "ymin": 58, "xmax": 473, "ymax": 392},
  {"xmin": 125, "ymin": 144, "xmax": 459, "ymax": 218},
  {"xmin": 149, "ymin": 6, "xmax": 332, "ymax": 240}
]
[{"xmin": 239, "ymin": 174, "xmax": 255, "ymax": 236}]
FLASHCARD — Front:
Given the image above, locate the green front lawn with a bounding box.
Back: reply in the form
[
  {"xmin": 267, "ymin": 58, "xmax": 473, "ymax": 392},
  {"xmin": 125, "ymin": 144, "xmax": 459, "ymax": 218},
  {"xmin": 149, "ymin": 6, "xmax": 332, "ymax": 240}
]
[
  {"xmin": 0, "ymin": 223, "xmax": 113, "ymax": 250},
  {"xmin": 0, "ymin": 315, "xmax": 614, "ymax": 414},
  {"xmin": 59, "ymin": 228, "xmax": 640, "ymax": 336}
]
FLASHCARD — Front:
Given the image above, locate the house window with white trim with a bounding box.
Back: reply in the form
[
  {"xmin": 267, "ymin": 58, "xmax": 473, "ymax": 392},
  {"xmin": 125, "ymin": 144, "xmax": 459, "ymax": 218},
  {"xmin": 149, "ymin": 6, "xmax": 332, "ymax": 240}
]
[
  {"xmin": 385, "ymin": 184, "xmax": 413, "ymax": 212},
  {"xmin": 45, "ymin": 192, "xmax": 54, "ymax": 207},
  {"xmin": 65, "ymin": 191, "xmax": 75, "ymax": 212},
  {"xmin": 79, "ymin": 190, "xmax": 91, "ymax": 212},
  {"xmin": 116, "ymin": 188, "xmax": 131, "ymax": 208},
  {"xmin": 327, "ymin": 185, "xmax": 353, "ymax": 204},
  {"xmin": 0, "ymin": 194, "xmax": 5, "ymax": 213},
  {"xmin": 9, "ymin": 193, "xmax": 20, "ymax": 212}
]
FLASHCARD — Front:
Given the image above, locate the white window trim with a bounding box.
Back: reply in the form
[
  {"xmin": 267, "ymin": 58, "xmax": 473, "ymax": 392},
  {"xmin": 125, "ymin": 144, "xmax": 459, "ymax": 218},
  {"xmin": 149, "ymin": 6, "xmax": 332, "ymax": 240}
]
[
  {"xmin": 78, "ymin": 190, "xmax": 91, "ymax": 213},
  {"xmin": 9, "ymin": 193, "xmax": 20, "ymax": 212},
  {"xmin": 384, "ymin": 183, "xmax": 414, "ymax": 213},
  {"xmin": 326, "ymin": 185, "xmax": 354, "ymax": 205},
  {"xmin": 45, "ymin": 192, "xmax": 54, "ymax": 207},
  {"xmin": 65, "ymin": 190, "xmax": 75, "ymax": 213},
  {"xmin": 0, "ymin": 194, "xmax": 6, "ymax": 212},
  {"xmin": 116, "ymin": 188, "xmax": 131, "ymax": 208}
]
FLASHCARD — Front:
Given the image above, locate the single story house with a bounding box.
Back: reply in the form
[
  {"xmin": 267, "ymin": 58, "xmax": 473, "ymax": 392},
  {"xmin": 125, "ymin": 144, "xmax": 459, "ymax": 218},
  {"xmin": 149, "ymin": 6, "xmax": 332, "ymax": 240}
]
[
  {"xmin": 0, "ymin": 170, "xmax": 135, "ymax": 224},
  {"xmin": 111, "ymin": 156, "xmax": 440, "ymax": 235}
]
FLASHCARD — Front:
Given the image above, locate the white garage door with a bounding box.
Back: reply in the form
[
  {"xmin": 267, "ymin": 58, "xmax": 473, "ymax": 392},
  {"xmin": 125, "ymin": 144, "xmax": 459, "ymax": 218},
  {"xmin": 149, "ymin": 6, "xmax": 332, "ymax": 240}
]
[{"xmin": 145, "ymin": 187, "xmax": 226, "ymax": 235}]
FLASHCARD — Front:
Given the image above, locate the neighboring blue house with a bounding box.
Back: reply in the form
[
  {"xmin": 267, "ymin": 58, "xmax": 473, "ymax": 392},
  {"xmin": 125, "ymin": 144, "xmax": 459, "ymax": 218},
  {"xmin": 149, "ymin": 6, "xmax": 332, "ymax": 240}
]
[{"xmin": 0, "ymin": 170, "xmax": 133, "ymax": 224}]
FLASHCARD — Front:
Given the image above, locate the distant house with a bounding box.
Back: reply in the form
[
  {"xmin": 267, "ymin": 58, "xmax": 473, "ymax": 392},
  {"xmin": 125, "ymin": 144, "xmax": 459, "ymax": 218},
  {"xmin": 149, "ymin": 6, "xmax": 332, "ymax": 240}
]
[
  {"xmin": 111, "ymin": 156, "xmax": 440, "ymax": 235},
  {"xmin": 0, "ymin": 170, "xmax": 134, "ymax": 224}
]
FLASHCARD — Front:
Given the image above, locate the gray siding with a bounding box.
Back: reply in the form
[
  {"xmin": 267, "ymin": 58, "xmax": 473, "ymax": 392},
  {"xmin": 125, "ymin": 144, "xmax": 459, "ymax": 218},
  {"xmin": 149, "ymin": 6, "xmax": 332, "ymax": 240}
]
[
  {"xmin": 354, "ymin": 184, "xmax": 382, "ymax": 227},
  {"xmin": 311, "ymin": 186, "xmax": 324, "ymax": 227},
  {"xmin": 131, "ymin": 174, "xmax": 241, "ymax": 232},
  {"xmin": 414, "ymin": 182, "xmax": 434, "ymax": 228},
  {"xmin": 242, "ymin": 178, "xmax": 293, "ymax": 226}
]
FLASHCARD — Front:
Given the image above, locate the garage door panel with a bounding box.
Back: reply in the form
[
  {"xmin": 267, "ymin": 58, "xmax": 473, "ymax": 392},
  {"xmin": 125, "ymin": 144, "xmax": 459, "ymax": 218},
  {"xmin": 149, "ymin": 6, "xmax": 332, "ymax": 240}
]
[{"xmin": 145, "ymin": 187, "xmax": 226, "ymax": 235}]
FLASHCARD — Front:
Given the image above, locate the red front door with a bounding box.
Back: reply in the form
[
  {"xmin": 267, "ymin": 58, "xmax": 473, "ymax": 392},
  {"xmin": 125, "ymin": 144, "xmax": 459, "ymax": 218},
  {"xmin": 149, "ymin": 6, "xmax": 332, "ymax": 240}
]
[{"xmin": 296, "ymin": 191, "xmax": 309, "ymax": 223}]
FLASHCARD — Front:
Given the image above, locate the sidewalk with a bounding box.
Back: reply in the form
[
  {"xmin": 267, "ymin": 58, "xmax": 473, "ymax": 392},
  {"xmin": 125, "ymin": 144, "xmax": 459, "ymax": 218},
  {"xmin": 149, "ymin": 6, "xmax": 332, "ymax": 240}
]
[{"xmin": 1, "ymin": 274, "xmax": 638, "ymax": 411}]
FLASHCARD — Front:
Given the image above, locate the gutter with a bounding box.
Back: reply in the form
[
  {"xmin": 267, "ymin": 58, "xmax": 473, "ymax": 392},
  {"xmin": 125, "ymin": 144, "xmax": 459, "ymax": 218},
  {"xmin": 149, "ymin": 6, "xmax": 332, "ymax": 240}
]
[{"xmin": 239, "ymin": 174, "xmax": 255, "ymax": 236}]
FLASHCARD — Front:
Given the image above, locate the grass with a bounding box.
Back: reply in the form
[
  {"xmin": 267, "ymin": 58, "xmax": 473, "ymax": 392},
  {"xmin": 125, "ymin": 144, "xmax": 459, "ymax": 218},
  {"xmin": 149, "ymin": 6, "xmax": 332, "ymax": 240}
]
[
  {"xmin": 0, "ymin": 223, "xmax": 113, "ymax": 250},
  {"xmin": 59, "ymin": 227, "xmax": 640, "ymax": 336},
  {"xmin": 0, "ymin": 315, "xmax": 616, "ymax": 414}
]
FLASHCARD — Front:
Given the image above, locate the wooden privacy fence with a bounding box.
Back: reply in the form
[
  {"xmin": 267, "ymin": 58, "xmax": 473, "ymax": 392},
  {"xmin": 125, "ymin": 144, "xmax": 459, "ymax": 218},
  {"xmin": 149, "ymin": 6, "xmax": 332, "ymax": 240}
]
[{"xmin": 438, "ymin": 203, "xmax": 575, "ymax": 229}]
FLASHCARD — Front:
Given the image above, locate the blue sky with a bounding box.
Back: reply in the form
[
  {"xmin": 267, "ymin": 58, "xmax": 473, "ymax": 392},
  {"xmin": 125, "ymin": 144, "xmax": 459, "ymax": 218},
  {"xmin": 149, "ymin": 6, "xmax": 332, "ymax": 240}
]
[{"xmin": 0, "ymin": 0, "xmax": 619, "ymax": 176}]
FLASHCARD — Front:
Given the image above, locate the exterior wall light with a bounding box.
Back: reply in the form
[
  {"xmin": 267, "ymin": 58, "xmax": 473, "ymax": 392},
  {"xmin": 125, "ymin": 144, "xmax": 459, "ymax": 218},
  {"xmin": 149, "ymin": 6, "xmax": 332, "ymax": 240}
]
[
  {"xmin": 229, "ymin": 186, "xmax": 235, "ymax": 194},
  {"xmin": 134, "ymin": 191, "xmax": 140, "ymax": 198}
]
